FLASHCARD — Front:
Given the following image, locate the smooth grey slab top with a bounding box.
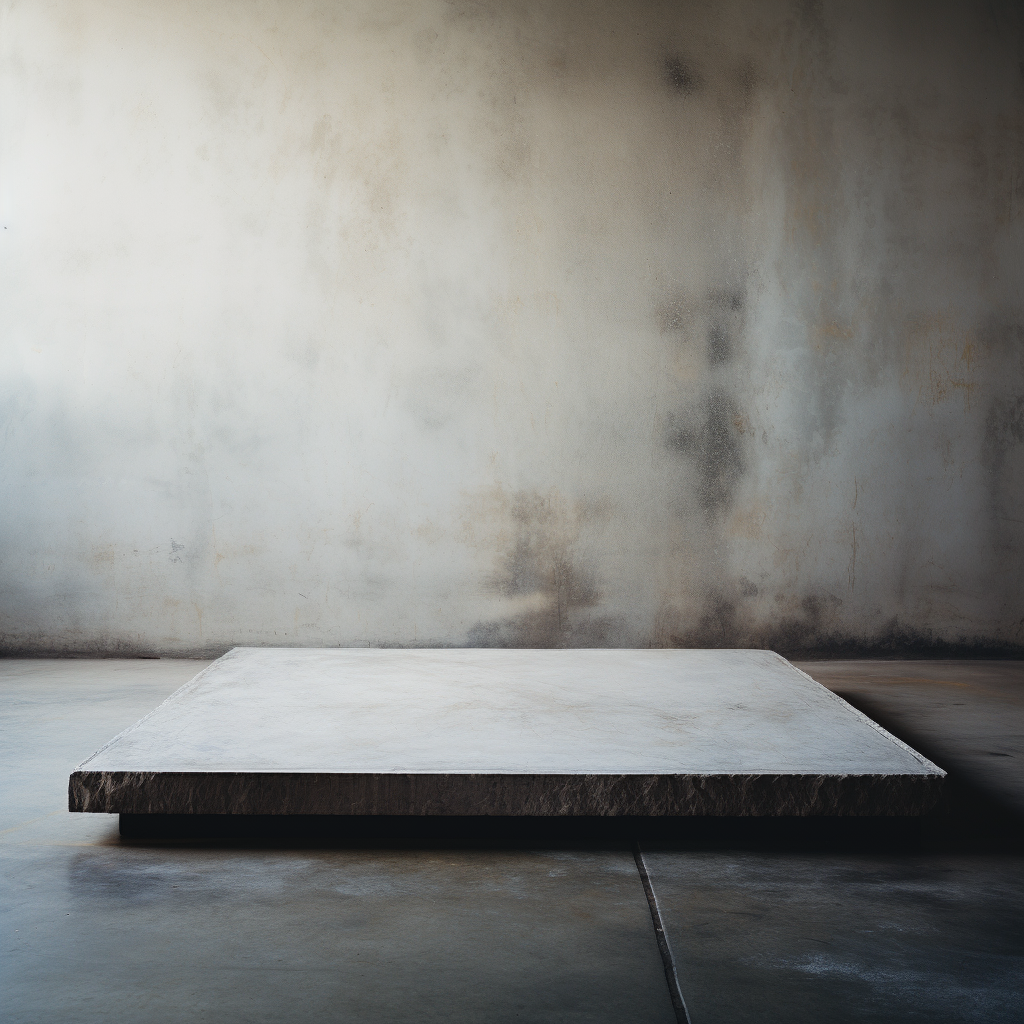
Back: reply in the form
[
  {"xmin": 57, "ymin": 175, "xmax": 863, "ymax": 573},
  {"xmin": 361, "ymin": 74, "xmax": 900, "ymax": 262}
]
[{"xmin": 76, "ymin": 648, "xmax": 941, "ymax": 777}]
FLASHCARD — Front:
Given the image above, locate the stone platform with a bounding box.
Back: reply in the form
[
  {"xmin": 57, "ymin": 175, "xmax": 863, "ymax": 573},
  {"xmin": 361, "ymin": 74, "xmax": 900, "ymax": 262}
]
[{"xmin": 68, "ymin": 648, "xmax": 944, "ymax": 817}]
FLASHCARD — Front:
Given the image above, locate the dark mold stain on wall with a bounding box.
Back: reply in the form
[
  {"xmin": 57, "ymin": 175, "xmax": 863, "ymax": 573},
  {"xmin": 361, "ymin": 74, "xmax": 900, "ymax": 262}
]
[
  {"xmin": 706, "ymin": 323, "xmax": 732, "ymax": 365},
  {"xmin": 659, "ymin": 588, "xmax": 1021, "ymax": 659},
  {"xmin": 982, "ymin": 392, "xmax": 1024, "ymax": 602},
  {"xmin": 467, "ymin": 490, "xmax": 615, "ymax": 649},
  {"xmin": 706, "ymin": 290, "xmax": 743, "ymax": 365},
  {"xmin": 661, "ymin": 284, "xmax": 750, "ymax": 524},
  {"xmin": 666, "ymin": 389, "xmax": 746, "ymax": 521},
  {"xmin": 657, "ymin": 289, "xmax": 744, "ymax": 355},
  {"xmin": 664, "ymin": 54, "xmax": 704, "ymax": 95},
  {"xmin": 983, "ymin": 394, "xmax": 1024, "ymax": 475}
]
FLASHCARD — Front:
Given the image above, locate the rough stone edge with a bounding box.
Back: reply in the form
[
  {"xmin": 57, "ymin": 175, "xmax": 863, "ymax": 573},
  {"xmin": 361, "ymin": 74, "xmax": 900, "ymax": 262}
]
[{"xmin": 69, "ymin": 771, "xmax": 945, "ymax": 817}]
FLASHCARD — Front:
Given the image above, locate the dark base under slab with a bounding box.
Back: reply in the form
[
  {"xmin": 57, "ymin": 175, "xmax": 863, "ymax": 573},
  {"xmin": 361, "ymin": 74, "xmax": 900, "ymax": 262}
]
[{"xmin": 118, "ymin": 813, "xmax": 936, "ymax": 851}]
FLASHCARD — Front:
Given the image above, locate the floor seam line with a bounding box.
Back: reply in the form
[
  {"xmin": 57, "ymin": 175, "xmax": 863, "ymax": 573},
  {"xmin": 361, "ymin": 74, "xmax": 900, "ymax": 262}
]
[{"xmin": 633, "ymin": 840, "xmax": 691, "ymax": 1024}]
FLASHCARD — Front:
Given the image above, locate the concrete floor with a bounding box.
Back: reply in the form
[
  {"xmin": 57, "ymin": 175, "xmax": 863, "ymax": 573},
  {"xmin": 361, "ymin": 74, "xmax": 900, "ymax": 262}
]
[{"xmin": 2, "ymin": 658, "xmax": 1022, "ymax": 1023}]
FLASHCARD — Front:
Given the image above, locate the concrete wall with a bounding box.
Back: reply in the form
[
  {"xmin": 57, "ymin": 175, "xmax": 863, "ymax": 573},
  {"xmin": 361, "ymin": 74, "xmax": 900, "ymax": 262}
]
[{"xmin": 2, "ymin": 0, "xmax": 1023, "ymax": 656}]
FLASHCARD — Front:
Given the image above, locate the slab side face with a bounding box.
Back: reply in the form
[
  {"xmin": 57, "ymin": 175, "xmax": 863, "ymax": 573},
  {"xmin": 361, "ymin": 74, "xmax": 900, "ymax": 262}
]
[{"xmin": 69, "ymin": 648, "xmax": 944, "ymax": 816}]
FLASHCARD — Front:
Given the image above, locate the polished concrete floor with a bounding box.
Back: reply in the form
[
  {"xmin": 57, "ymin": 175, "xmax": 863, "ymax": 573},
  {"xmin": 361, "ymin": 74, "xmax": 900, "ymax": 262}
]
[{"xmin": 2, "ymin": 658, "xmax": 1022, "ymax": 1023}]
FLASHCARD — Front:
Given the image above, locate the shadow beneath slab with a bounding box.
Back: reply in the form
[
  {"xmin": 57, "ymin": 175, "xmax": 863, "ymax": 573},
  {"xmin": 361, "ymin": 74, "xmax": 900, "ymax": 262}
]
[
  {"xmin": 832, "ymin": 690, "xmax": 1024, "ymax": 854},
  {"xmin": 118, "ymin": 812, "xmax": 931, "ymax": 853}
]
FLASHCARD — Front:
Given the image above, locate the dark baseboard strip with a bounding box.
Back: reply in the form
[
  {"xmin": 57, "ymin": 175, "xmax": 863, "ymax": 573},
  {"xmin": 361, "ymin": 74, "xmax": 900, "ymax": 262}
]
[
  {"xmin": 115, "ymin": 814, "xmax": 937, "ymax": 851},
  {"xmin": 633, "ymin": 841, "xmax": 690, "ymax": 1024}
]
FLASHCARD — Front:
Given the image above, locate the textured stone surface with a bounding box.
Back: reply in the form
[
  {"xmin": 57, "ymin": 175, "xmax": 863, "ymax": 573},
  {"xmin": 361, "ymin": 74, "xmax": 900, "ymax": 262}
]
[
  {"xmin": 68, "ymin": 648, "xmax": 944, "ymax": 817},
  {"xmin": 69, "ymin": 771, "xmax": 943, "ymax": 818}
]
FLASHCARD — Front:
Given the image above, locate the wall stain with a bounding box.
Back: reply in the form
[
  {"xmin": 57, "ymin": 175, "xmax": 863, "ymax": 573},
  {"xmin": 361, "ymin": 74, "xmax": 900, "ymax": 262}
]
[
  {"xmin": 983, "ymin": 394, "xmax": 1024, "ymax": 460},
  {"xmin": 737, "ymin": 59, "xmax": 758, "ymax": 103},
  {"xmin": 664, "ymin": 54, "xmax": 703, "ymax": 95},
  {"xmin": 651, "ymin": 584, "xmax": 1024, "ymax": 656},
  {"xmin": 465, "ymin": 489, "xmax": 615, "ymax": 648},
  {"xmin": 666, "ymin": 388, "xmax": 747, "ymax": 521},
  {"xmin": 658, "ymin": 288, "xmax": 745, "ymax": 367},
  {"xmin": 982, "ymin": 393, "xmax": 1024, "ymax": 531},
  {"xmin": 707, "ymin": 290, "xmax": 743, "ymax": 364},
  {"xmin": 707, "ymin": 323, "xmax": 732, "ymax": 365}
]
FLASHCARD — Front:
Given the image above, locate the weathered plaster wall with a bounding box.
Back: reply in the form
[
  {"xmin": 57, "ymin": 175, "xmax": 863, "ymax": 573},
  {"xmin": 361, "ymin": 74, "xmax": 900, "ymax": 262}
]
[{"xmin": 2, "ymin": 0, "xmax": 1023, "ymax": 656}]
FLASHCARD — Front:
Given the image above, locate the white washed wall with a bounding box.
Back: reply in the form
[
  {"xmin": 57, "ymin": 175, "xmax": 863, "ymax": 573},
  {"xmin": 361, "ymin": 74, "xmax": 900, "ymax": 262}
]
[{"xmin": 2, "ymin": 0, "xmax": 1022, "ymax": 654}]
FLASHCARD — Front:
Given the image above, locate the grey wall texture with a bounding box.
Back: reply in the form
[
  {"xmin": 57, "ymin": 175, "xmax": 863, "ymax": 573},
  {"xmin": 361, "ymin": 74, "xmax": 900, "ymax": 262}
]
[{"xmin": 1, "ymin": 0, "xmax": 1023, "ymax": 656}]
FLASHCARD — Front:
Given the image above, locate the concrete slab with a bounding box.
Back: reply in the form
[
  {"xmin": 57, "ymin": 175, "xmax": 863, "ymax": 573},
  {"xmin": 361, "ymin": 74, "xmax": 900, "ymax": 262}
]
[
  {"xmin": 68, "ymin": 648, "xmax": 944, "ymax": 817},
  {"xmin": 797, "ymin": 660, "xmax": 1024, "ymax": 820}
]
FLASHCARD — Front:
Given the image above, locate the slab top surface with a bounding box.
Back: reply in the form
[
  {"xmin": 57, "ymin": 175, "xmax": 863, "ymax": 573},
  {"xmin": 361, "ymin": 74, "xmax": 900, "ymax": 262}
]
[{"xmin": 77, "ymin": 648, "xmax": 941, "ymax": 777}]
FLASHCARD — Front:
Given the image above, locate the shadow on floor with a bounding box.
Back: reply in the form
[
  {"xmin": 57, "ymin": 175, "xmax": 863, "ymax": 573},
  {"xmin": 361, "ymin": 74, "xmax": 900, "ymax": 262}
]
[
  {"xmin": 116, "ymin": 813, "xmax": 939, "ymax": 854},
  {"xmin": 832, "ymin": 690, "xmax": 1024, "ymax": 854}
]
